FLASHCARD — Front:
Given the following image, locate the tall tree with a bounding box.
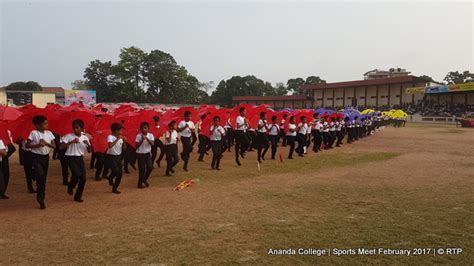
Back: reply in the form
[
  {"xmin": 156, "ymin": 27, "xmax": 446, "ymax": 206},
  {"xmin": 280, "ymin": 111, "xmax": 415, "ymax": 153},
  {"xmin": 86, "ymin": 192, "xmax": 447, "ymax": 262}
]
[
  {"xmin": 443, "ymin": 71, "xmax": 474, "ymax": 84},
  {"xmin": 5, "ymin": 81, "xmax": 42, "ymax": 91},
  {"xmin": 305, "ymin": 76, "xmax": 326, "ymax": 85},
  {"xmin": 71, "ymin": 79, "xmax": 89, "ymax": 90},
  {"xmin": 115, "ymin": 46, "xmax": 147, "ymax": 98},
  {"xmin": 286, "ymin": 78, "xmax": 305, "ymax": 95},
  {"xmin": 83, "ymin": 60, "xmax": 116, "ymax": 102},
  {"xmin": 211, "ymin": 75, "xmax": 270, "ymax": 106}
]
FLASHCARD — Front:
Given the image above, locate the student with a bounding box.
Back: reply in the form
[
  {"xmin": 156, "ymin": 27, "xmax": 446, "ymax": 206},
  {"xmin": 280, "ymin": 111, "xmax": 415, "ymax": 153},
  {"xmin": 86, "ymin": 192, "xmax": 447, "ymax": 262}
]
[
  {"xmin": 256, "ymin": 112, "xmax": 270, "ymax": 163},
  {"xmin": 20, "ymin": 138, "xmax": 36, "ymax": 193},
  {"xmin": 335, "ymin": 116, "xmax": 344, "ymax": 147},
  {"xmin": 347, "ymin": 117, "xmax": 354, "ymax": 144},
  {"xmin": 26, "ymin": 115, "xmax": 56, "ymax": 209},
  {"xmin": 328, "ymin": 117, "xmax": 336, "ymax": 148},
  {"xmin": 58, "ymin": 139, "xmax": 70, "ymax": 186},
  {"xmin": 305, "ymin": 119, "xmax": 312, "ymax": 154},
  {"xmin": 0, "ymin": 138, "xmax": 8, "ymax": 199},
  {"xmin": 94, "ymin": 150, "xmax": 109, "ymax": 181},
  {"xmin": 224, "ymin": 112, "xmax": 234, "ymax": 152},
  {"xmin": 61, "ymin": 119, "xmax": 91, "ymax": 202},
  {"xmin": 279, "ymin": 114, "xmax": 287, "ymax": 146},
  {"xmin": 0, "ymin": 131, "xmax": 15, "ymax": 199},
  {"xmin": 106, "ymin": 122, "xmax": 126, "ymax": 194},
  {"xmin": 286, "ymin": 116, "xmax": 297, "ymax": 159},
  {"xmin": 197, "ymin": 114, "xmax": 210, "ymax": 162},
  {"xmin": 322, "ymin": 116, "xmax": 331, "ymax": 149},
  {"xmin": 296, "ymin": 116, "xmax": 308, "ymax": 157},
  {"xmin": 151, "ymin": 116, "xmax": 165, "ymax": 168},
  {"xmin": 177, "ymin": 111, "xmax": 195, "ymax": 171},
  {"xmin": 164, "ymin": 121, "xmax": 179, "ymax": 176},
  {"xmin": 266, "ymin": 115, "xmax": 280, "ymax": 160},
  {"xmin": 135, "ymin": 122, "xmax": 154, "ymax": 188},
  {"xmin": 234, "ymin": 107, "xmax": 249, "ymax": 166},
  {"xmin": 209, "ymin": 116, "xmax": 225, "ymax": 170},
  {"xmin": 313, "ymin": 116, "xmax": 323, "ymax": 152}
]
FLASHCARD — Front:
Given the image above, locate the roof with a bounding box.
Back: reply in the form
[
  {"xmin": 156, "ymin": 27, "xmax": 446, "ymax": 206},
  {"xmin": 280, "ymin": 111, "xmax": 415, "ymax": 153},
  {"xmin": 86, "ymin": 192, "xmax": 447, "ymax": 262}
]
[
  {"xmin": 42, "ymin": 87, "xmax": 64, "ymax": 93},
  {"xmin": 232, "ymin": 95, "xmax": 311, "ymax": 101},
  {"xmin": 302, "ymin": 75, "xmax": 430, "ymax": 90}
]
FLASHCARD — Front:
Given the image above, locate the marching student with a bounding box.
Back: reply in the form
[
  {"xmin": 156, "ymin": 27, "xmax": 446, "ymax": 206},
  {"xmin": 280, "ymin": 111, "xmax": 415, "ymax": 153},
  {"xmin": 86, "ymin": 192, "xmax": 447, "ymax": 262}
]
[
  {"xmin": 58, "ymin": 140, "xmax": 70, "ymax": 186},
  {"xmin": 20, "ymin": 138, "xmax": 36, "ymax": 193},
  {"xmin": 335, "ymin": 116, "xmax": 344, "ymax": 147},
  {"xmin": 26, "ymin": 115, "xmax": 56, "ymax": 209},
  {"xmin": 60, "ymin": 119, "xmax": 91, "ymax": 202},
  {"xmin": 286, "ymin": 116, "xmax": 297, "ymax": 159},
  {"xmin": 123, "ymin": 144, "xmax": 137, "ymax": 174},
  {"xmin": 164, "ymin": 120, "xmax": 179, "ymax": 176},
  {"xmin": 209, "ymin": 116, "xmax": 225, "ymax": 170},
  {"xmin": 296, "ymin": 116, "xmax": 308, "ymax": 157},
  {"xmin": 256, "ymin": 112, "xmax": 270, "ymax": 163},
  {"xmin": 234, "ymin": 107, "xmax": 249, "ymax": 166},
  {"xmin": 354, "ymin": 116, "xmax": 360, "ymax": 141},
  {"xmin": 347, "ymin": 117, "xmax": 354, "ymax": 144},
  {"xmin": 197, "ymin": 114, "xmax": 210, "ymax": 162},
  {"xmin": 135, "ymin": 122, "xmax": 154, "ymax": 188},
  {"xmin": 0, "ymin": 131, "xmax": 15, "ymax": 199},
  {"xmin": 305, "ymin": 118, "xmax": 312, "ymax": 154},
  {"xmin": 321, "ymin": 116, "xmax": 331, "ymax": 149},
  {"xmin": 151, "ymin": 116, "xmax": 165, "ymax": 168},
  {"xmin": 279, "ymin": 113, "xmax": 287, "ymax": 146},
  {"xmin": 0, "ymin": 138, "xmax": 8, "ymax": 199},
  {"xmin": 224, "ymin": 112, "xmax": 233, "ymax": 152},
  {"xmin": 177, "ymin": 111, "xmax": 195, "ymax": 171},
  {"xmin": 266, "ymin": 115, "xmax": 280, "ymax": 160},
  {"xmin": 328, "ymin": 117, "xmax": 336, "ymax": 148},
  {"xmin": 313, "ymin": 116, "xmax": 323, "ymax": 152},
  {"xmin": 106, "ymin": 122, "xmax": 126, "ymax": 194}
]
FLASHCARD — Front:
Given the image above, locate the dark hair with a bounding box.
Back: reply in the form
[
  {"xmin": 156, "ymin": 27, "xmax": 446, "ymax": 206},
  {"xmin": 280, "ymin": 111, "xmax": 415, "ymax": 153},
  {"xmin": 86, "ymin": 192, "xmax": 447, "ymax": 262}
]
[
  {"xmin": 201, "ymin": 114, "xmax": 207, "ymax": 120},
  {"xmin": 331, "ymin": 117, "xmax": 335, "ymax": 122},
  {"xmin": 32, "ymin": 115, "xmax": 47, "ymax": 126},
  {"xmin": 111, "ymin": 122, "xmax": 123, "ymax": 132},
  {"xmin": 289, "ymin": 116, "xmax": 295, "ymax": 122},
  {"xmin": 271, "ymin": 115, "xmax": 277, "ymax": 121},
  {"xmin": 283, "ymin": 114, "xmax": 288, "ymax": 118},
  {"xmin": 153, "ymin": 116, "xmax": 160, "ymax": 122},
  {"xmin": 72, "ymin": 119, "xmax": 84, "ymax": 129},
  {"xmin": 168, "ymin": 120, "xmax": 176, "ymax": 127},
  {"xmin": 301, "ymin": 116, "xmax": 306, "ymax": 120},
  {"xmin": 260, "ymin": 112, "xmax": 266, "ymax": 117},
  {"xmin": 140, "ymin": 122, "xmax": 149, "ymax": 129},
  {"xmin": 184, "ymin": 111, "xmax": 192, "ymax": 116},
  {"xmin": 213, "ymin": 116, "xmax": 220, "ymax": 122},
  {"xmin": 313, "ymin": 112, "xmax": 319, "ymax": 118},
  {"xmin": 239, "ymin": 107, "xmax": 246, "ymax": 113}
]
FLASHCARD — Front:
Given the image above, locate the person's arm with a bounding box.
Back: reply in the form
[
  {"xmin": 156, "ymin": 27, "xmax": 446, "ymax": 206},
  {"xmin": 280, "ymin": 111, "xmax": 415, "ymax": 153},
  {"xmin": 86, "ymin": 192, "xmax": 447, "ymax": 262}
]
[
  {"xmin": 136, "ymin": 135, "xmax": 144, "ymax": 149},
  {"xmin": 176, "ymin": 122, "xmax": 188, "ymax": 133},
  {"xmin": 121, "ymin": 137, "xmax": 127, "ymax": 151},
  {"xmin": 108, "ymin": 137, "xmax": 122, "ymax": 148},
  {"xmin": 145, "ymin": 135, "xmax": 154, "ymax": 145},
  {"xmin": 40, "ymin": 136, "xmax": 56, "ymax": 149},
  {"xmin": 258, "ymin": 120, "xmax": 265, "ymax": 130},
  {"xmin": 165, "ymin": 131, "xmax": 172, "ymax": 143},
  {"xmin": 84, "ymin": 139, "xmax": 92, "ymax": 153}
]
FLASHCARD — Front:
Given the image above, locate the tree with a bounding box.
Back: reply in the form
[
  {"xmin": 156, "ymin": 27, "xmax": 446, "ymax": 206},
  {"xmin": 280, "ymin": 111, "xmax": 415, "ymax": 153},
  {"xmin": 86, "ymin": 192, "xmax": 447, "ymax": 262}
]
[
  {"xmin": 71, "ymin": 79, "xmax": 89, "ymax": 90},
  {"xmin": 286, "ymin": 78, "xmax": 305, "ymax": 95},
  {"xmin": 210, "ymin": 75, "xmax": 270, "ymax": 106},
  {"xmin": 273, "ymin": 82, "xmax": 289, "ymax": 96},
  {"xmin": 443, "ymin": 71, "xmax": 474, "ymax": 84},
  {"xmin": 5, "ymin": 81, "xmax": 42, "ymax": 91},
  {"xmin": 418, "ymin": 75, "xmax": 434, "ymax": 82},
  {"xmin": 83, "ymin": 60, "xmax": 116, "ymax": 102},
  {"xmin": 305, "ymin": 76, "xmax": 326, "ymax": 85},
  {"xmin": 115, "ymin": 46, "xmax": 147, "ymax": 98}
]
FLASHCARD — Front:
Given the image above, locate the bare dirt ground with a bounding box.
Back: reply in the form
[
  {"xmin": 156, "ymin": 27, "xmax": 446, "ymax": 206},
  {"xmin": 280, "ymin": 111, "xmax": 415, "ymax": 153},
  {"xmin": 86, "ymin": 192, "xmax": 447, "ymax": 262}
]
[{"xmin": 1, "ymin": 123, "xmax": 473, "ymax": 264}]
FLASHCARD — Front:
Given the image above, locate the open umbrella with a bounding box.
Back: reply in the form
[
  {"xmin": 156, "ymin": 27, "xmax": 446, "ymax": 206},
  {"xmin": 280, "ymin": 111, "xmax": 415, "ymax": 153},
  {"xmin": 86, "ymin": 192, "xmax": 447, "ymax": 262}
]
[{"xmin": 0, "ymin": 106, "xmax": 23, "ymax": 121}]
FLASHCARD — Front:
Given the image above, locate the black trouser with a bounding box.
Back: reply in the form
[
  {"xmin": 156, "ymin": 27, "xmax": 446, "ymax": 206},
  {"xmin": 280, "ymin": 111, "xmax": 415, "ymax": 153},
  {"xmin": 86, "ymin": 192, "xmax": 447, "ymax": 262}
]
[
  {"xmin": 322, "ymin": 132, "xmax": 331, "ymax": 148},
  {"xmin": 106, "ymin": 154, "xmax": 123, "ymax": 192},
  {"xmin": 329, "ymin": 131, "xmax": 337, "ymax": 147},
  {"xmin": 313, "ymin": 130, "xmax": 322, "ymax": 151},
  {"xmin": 59, "ymin": 151, "xmax": 69, "ymax": 185},
  {"xmin": 248, "ymin": 131, "xmax": 257, "ymax": 150},
  {"xmin": 347, "ymin": 127, "xmax": 354, "ymax": 143},
  {"xmin": 165, "ymin": 144, "xmax": 179, "ymax": 175},
  {"xmin": 180, "ymin": 136, "xmax": 192, "ymax": 169},
  {"xmin": 257, "ymin": 132, "xmax": 269, "ymax": 161},
  {"xmin": 23, "ymin": 150, "xmax": 35, "ymax": 191},
  {"xmin": 286, "ymin": 135, "xmax": 295, "ymax": 158},
  {"xmin": 210, "ymin": 140, "xmax": 223, "ymax": 169},
  {"xmin": 336, "ymin": 130, "xmax": 344, "ymax": 146},
  {"xmin": 136, "ymin": 153, "xmax": 152, "ymax": 186},
  {"xmin": 268, "ymin": 135, "xmax": 278, "ymax": 159},
  {"xmin": 123, "ymin": 145, "xmax": 136, "ymax": 172},
  {"xmin": 94, "ymin": 152, "xmax": 109, "ymax": 179},
  {"xmin": 0, "ymin": 155, "xmax": 10, "ymax": 196},
  {"xmin": 296, "ymin": 133, "xmax": 306, "ymax": 155},
  {"xmin": 280, "ymin": 130, "xmax": 287, "ymax": 146},
  {"xmin": 67, "ymin": 156, "xmax": 86, "ymax": 200},
  {"xmin": 0, "ymin": 161, "xmax": 6, "ymax": 197},
  {"xmin": 198, "ymin": 134, "xmax": 211, "ymax": 161},
  {"xmin": 151, "ymin": 138, "xmax": 165, "ymax": 166},
  {"xmin": 234, "ymin": 130, "xmax": 249, "ymax": 163},
  {"xmin": 225, "ymin": 128, "xmax": 234, "ymax": 151},
  {"xmin": 31, "ymin": 153, "xmax": 49, "ymax": 204},
  {"xmin": 90, "ymin": 147, "xmax": 96, "ymax": 169},
  {"xmin": 354, "ymin": 127, "xmax": 360, "ymax": 140}
]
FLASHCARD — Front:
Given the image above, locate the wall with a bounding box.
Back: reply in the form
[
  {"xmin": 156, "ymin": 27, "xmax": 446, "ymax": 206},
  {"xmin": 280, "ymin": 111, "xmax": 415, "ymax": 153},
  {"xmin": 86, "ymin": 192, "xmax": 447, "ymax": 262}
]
[
  {"xmin": 0, "ymin": 91, "xmax": 6, "ymax": 105},
  {"xmin": 32, "ymin": 93, "xmax": 56, "ymax": 108}
]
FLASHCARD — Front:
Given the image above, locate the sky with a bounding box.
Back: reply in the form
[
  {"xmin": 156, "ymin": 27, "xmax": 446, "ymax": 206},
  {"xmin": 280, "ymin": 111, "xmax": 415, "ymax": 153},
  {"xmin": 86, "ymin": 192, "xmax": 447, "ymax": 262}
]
[{"xmin": 1, "ymin": 0, "xmax": 473, "ymax": 91}]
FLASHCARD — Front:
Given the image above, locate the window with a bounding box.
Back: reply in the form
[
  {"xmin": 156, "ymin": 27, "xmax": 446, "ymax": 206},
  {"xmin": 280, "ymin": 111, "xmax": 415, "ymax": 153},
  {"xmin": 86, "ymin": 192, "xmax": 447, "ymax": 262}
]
[{"xmin": 371, "ymin": 96, "xmax": 377, "ymax": 99}]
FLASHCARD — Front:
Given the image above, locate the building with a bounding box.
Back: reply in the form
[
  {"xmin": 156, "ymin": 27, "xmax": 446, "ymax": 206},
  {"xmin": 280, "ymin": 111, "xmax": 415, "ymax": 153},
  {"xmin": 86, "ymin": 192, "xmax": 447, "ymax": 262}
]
[
  {"xmin": 42, "ymin": 87, "xmax": 65, "ymax": 105},
  {"xmin": 364, "ymin": 68, "xmax": 411, "ymax": 80},
  {"xmin": 302, "ymin": 75, "xmax": 430, "ymax": 108},
  {"xmin": 232, "ymin": 95, "xmax": 313, "ymax": 109},
  {"xmin": 0, "ymin": 87, "xmax": 63, "ymax": 107},
  {"xmin": 424, "ymin": 82, "xmax": 474, "ymax": 106}
]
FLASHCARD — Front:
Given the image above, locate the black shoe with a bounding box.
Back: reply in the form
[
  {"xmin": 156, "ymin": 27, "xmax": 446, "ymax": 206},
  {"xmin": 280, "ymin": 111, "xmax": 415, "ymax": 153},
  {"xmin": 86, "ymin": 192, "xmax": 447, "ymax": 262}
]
[
  {"xmin": 137, "ymin": 185, "xmax": 145, "ymax": 189},
  {"xmin": 67, "ymin": 188, "xmax": 73, "ymax": 195},
  {"xmin": 156, "ymin": 161, "xmax": 161, "ymax": 168},
  {"xmin": 62, "ymin": 181, "xmax": 69, "ymax": 186},
  {"xmin": 170, "ymin": 169, "xmax": 175, "ymax": 173},
  {"xmin": 95, "ymin": 177, "xmax": 102, "ymax": 181},
  {"xmin": 261, "ymin": 156, "xmax": 265, "ymax": 161},
  {"xmin": 258, "ymin": 159, "xmax": 262, "ymax": 163},
  {"xmin": 183, "ymin": 167, "xmax": 188, "ymax": 172},
  {"xmin": 124, "ymin": 169, "xmax": 130, "ymax": 174},
  {"xmin": 39, "ymin": 202, "xmax": 46, "ymax": 209},
  {"xmin": 112, "ymin": 190, "xmax": 121, "ymax": 194},
  {"xmin": 288, "ymin": 157, "xmax": 294, "ymax": 159},
  {"xmin": 74, "ymin": 198, "xmax": 84, "ymax": 203},
  {"xmin": 216, "ymin": 167, "xmax": 220, "ymax": 170},
  {"xmin": 165, "ymin": 173, "xmax": 172, "ymax": 176},
  {"xmin": 236, "ymin": 160, "xmax": 241, "ymax": 166},
  {"xmin": 298, "ymin": 154, "xmax": 304, "ymax": 157},
  {"xmin": 271, "ymin": 157, "xmax": 275, "ymax": 160},
  {"xmin": 1, "ymin": 195, "xmax": 9, "ymax": 199},
  {"xmin": 28, "ymin": 188, "xmax": 36, "ymax": 193},
  {"xmin": 240, "ymin": 153, "xmax": 245, "ymax": 159},
  {"xmin": 144, "ymin": 182, "xmax": 150, "ymax": 187},
  {"xmin": 198, "ymin": 159, "xmax": 204, "ymax": 162}
]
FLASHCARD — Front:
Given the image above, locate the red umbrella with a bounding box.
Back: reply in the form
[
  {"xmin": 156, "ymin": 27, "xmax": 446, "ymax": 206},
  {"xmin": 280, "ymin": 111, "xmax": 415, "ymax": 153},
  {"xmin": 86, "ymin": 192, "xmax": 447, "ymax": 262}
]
[
  {"xmin": 10, "ymin": 109, "xmax": 59, "ymax": 140},
  {"xmin": 0, "ymin": 121, "xmax": 12, "ymax": 145},
  {"xmin": 0, "ymin": 106, "xmax": 23, "ymax": 121},
  {"xmin": 115, "ymin": 111, "xmax": 139, "ymax": 120},
  {"xmin": 53, "ymin": 111, "xmax": 95, "ymax": 136}
]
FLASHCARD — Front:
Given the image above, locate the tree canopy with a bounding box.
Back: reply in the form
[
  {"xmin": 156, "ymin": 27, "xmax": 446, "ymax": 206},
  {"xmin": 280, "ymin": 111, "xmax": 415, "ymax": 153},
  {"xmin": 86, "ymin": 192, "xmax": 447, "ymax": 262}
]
[
  {"xmin": 443, "ymin": 71, "xmax": 474, "ymax": 84},
  {"xmin": 5, "ymin": 81, "xmax": 42, "ymax": 91}
]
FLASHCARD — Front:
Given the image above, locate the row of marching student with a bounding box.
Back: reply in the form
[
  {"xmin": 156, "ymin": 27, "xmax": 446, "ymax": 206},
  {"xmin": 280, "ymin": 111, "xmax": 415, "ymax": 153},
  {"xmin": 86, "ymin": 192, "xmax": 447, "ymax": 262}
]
[{"xmin": 0, "ymin": 106, "xmax": 388, "ymax": 210}]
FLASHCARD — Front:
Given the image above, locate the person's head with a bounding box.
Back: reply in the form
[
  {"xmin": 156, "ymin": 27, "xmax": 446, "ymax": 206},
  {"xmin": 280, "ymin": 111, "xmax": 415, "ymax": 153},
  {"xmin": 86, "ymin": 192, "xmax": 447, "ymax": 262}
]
[
  {"xmin": 283, "ymin": 114, "xmax": 288, "ymax": 119},
  {"xmin": 226, "ymin": 111, "xmax": 231, "ymax": 118},
  {"xmin": 239, "ymin": 107, "xmax": 246, "ymax": 116},
  {"xmin": 260, "ymin": 112, "xmax": 266, "ymax": 120},
  {"xmin": 168, "ymin": 120, "xmax": 176, "ymax": 130},
  {"xmin": 289, "ymin": 116, "xmax": 295, "ymax": 123},
  {"xmin": 32, "ymin": 115, "xmax": 48, "ymax": 131},
  {"xmin": 213, "ymin": 116, "xmax": 220, "ymax": 125},
  {"xmin": 184, "ymin": 111, "xmax": 192, "ymax": 121},
  {"xmin": 301, "ymin": 116, "xmax": 306, "ymax": 123},
  {"xmin": 72, "ymin": 119, "xmax": 84, "ymax": 135},
  {"xmin": 313, "ymin": 113, "xmax": 319, "ymax": 119},
  {"xmin": 354, "ymin": 116, "xmax": 358, "ymax": 120},
  {"xmin": 344, "ymin": 117, "xmax": 349, "ymax": 122},
  {"xmin": 111, "ymin": 122, "xmax": 123, "ymax": 136},
  {"xmin": 271, "ymin": 115, "xmax": 277, "ymax": 123},
  {"xmin": 201, "ymin": 114, "xmax": 207, "ymax": 121},
  {"xmin": 153, "ymin": 116, "xmax": 160, "ymax": 125},
  {"xmin": 140, "ymin": 122, "xmax": 149, "ymax": 134},
  {"xmin": 337, "ymin": 116, "xmax": 342, "ymax": 121},
  {"xmin": 331, "ymin": 117, "xmax": 335, "ymax": 122}
]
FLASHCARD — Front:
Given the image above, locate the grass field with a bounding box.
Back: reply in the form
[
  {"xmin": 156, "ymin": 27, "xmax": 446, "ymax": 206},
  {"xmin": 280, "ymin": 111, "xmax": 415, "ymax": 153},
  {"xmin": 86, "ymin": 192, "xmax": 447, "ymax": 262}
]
[{"xmin": 1, "ymin": 123, "xmax": 473, "ymax": 264}]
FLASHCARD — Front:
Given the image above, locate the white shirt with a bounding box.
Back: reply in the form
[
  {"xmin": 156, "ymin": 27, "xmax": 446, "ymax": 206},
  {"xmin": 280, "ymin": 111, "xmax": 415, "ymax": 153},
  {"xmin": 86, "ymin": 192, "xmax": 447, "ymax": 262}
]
[
  {"xmin": 224, "ymin": 118, "xmax": 232, "ymax": 129},
  {"xmin": 28, "ymin": 130, "xmax": 55, "ymax": 155},
  {"xmin": 257, "ymin": 119, "xmax": 267, "ymax": 133},
  {"xmin": 164, "ymin": 130, "xmax": 178, "ymax": 145},
  {"xmin": 267, "ymin": 124, "xmax": 280, "ymax": 136},
  {"xmin": 286, "ymin": 123, "xmax": 297, "ymax": 136},
  {"xmin": 106, "ymin": 135, "xmax": 124, "ymax": 155},
  {"xmin": 315, "ymin": 121, "xmax": 323, "ymax": 132},
  {"xmin": 329, "ymin": 122, "xmax": 336, "ymax": 131},
  {"xmin": 0, "ymin": 139, "xmax": 5, "ymax": 162},
  {"xmin": 210, "ymin": 125, "xmax": 225, "ymax": 141},
  {"xmin": 178, "ymin": 120, "xmax": 195, "ymax": 138},
  {"xmin": 61, "ymin": 133, "xmax": 90, "ymax": 156},
  {"xmin": 335, "ymin": 121, "xmax": 341, "ymax": 131},
  {"xmin": 135, "ymin": 133, "xmax": 154, "ymax": 154},
  {"xmin": 235, "ymin": 116, "xmax": 247, "ymax": 131},
  {"xmin": 22, "ymin": 139, "xmax": 31, "ymax": 152},
  {"xmin": 297, "ymin": 123, "xmax": 308, "ymax": 135},
  {"xmin": 322, "ymin": 122, "xmax": 329, "ymax": 132}
]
